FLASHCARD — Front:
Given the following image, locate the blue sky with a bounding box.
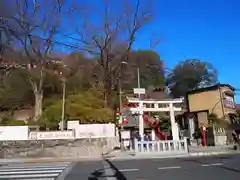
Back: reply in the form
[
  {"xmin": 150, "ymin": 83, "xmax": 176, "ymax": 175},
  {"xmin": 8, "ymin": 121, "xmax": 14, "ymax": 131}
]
[{"xmin": 133, "ymin": 0, "xmax": 240, "ymax": 102}]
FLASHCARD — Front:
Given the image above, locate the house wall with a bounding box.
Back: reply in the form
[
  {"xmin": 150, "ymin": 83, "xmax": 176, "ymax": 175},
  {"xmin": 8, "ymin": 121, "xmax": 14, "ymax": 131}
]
[
  {"xmin": 187, "ymin": 85, "xmax": 237, "ymax": 145},
  {"xmin": 188, "ymin": 88, "xmax": 223, "ymax": 118}
]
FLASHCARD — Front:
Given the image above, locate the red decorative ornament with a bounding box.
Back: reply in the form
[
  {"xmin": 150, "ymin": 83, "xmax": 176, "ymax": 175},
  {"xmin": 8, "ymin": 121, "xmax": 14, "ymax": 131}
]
[{"xmin": 123, "ymin": 118, "xmax": 128, "ymax": 124}]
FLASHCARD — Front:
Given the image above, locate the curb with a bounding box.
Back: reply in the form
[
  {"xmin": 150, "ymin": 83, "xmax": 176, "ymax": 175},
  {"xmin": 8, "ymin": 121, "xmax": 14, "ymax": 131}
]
[
  {"xmin": 108, "ymin": 151, "xmax": 240, "ymax": 161},
  {"xmin": 1, "ymin": 151, "xmax": 239, "ymax": 164}
]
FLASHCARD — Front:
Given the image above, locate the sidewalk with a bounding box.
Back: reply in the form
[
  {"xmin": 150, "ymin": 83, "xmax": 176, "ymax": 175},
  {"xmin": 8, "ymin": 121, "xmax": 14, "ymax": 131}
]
[
  {"xmin": 104, "ymin": 145, "xmax": 240, "ymax": 160},
  {"xmin": 0, "ymin": 145, "xmax": 239, "ymax": 164}
]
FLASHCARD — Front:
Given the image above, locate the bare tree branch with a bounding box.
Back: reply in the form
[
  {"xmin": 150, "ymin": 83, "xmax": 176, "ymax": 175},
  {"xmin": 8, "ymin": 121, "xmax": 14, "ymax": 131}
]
[{"xmin": 72, "ymin": 0, "xmax": 153, "ymax": 106}]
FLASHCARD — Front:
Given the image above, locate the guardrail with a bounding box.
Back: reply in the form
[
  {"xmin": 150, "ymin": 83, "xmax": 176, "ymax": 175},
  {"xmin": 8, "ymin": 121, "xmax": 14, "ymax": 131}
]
[{"xmin": 134, "ymin": 138, "xmax": 188, "ymax": 154}]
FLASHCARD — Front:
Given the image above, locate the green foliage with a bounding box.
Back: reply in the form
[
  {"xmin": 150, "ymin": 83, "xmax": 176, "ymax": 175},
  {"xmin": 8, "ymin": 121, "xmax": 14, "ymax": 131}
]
[
  {"xmin": 208, "ymin": 113, "xmax": 230, "ymax": 128},
  {"xmin": 39, "ymin": 100, "xmax": 62, "ymax": 129},
  {"xmin": 151, "ymin": 113, "xmax": 170, "ymax": 131},
  {"xmin": 166, "ymin": 59, "xmax": 217, "ymax": 97},
  {"xmin": 40, "ymin": 85, "xmax": 114, "ymax": 129},
  {"xmin": 0, "ymin": 116, "xmax": 26, "ymax": 126},
  {"xmin": 158, "ymin": 117, "xmax": 170, "ymax": 132},
  {"xmin": 122, "ymin": 50, "xmax": 164, "ymax": 89},
  {"xmin": 66, "ymin": 86, "xmax": 114, "ymax": 124},
  {"xmin": 0, "ymin": 69, "xmax": 33, "ymax": 110}
]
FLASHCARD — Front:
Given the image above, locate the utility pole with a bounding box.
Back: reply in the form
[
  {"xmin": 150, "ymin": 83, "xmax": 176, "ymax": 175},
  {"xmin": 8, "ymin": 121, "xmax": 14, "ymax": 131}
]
[
  {"xmin": 118, "ymin": 61, "xmax": 127, "ymax": 128},
  {"xmin": 137, "ymin": 68, "xmax": 140, "ymax": 94},
  {"xmin": 61, "ymin": 78, "xmax": 66, "ymax": 131},
  {"xmin": 119, "ymin": 77, "xmax": 123, "ymax": 126},
  {"xmin": 137, "ymin": 67, "xmax": 144, "ymax": 140}
]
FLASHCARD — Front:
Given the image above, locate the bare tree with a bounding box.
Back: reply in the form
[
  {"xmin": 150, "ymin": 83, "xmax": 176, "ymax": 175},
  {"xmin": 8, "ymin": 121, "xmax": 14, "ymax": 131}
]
[
  {"xmin": 2, "ymin": 0, "xmax": 68, "ymax": 121},
  {"xmin": 71, "ymin": 0, "xmax": 154, "ymax": 107}
]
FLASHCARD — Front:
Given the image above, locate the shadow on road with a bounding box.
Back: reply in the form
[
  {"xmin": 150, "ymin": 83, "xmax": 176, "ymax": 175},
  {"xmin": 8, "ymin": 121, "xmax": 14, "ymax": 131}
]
[{"xmin": 88, "ymin": 159, "xmax": 127, "ymax": 180}]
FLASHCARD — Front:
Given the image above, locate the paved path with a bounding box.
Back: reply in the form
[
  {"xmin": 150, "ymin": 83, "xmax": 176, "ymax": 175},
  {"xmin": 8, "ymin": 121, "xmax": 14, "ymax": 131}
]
[
  {"xmin": 0, "ymin": 161, "xmax": 71, "ymax": 179},
  {"xmin": 65, "ymin": 154, "xmax": 240, "ymax": 180}
]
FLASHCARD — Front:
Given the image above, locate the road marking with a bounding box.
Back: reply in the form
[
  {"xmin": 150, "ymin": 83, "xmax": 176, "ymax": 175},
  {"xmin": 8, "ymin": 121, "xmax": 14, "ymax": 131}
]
[
  {"xmin": 2, "ymin": 164, "xmax": 69, "ymax": 169},
  {"xmin": 0, "ymin": 167, "xmax": 67, "ymax": 172},
  {"xmin": 158, "ymin": 166, "xmax": 181, "ymax": 170},
  {"xmin": 56, "ymin": 162, "xmax": 77, "ymax": 180},
  {"xmin": 15, "ymin": 179, "xmax": 54, "ymax": 180},
  {"xmin": 201, "ymin": 163, "xmax": 223, "ymax": 167},
  {"xmin": 0, "ymin": 169, "xmax": 63, "ymax": 175},
  {"xmin": 0, "ymin": 162, "xmax": 69, "ymax": 179},
  {"xmin": 119, "ymin": 168, "xmax": 139, "ymax": 172},
  {"xmin": 210, "ymin": 163, "xmax": 223, "ymax": 166},
  {"xmin": 0, "ymin": 173, "xmax": 59, "ymax": 178}
]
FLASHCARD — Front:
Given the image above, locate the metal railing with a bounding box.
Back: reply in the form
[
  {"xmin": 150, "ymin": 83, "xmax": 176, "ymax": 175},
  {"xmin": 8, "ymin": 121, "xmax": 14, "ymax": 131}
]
[{"xmin": 134, "ymin": 138, "xmax": 188, "ymax": 154}]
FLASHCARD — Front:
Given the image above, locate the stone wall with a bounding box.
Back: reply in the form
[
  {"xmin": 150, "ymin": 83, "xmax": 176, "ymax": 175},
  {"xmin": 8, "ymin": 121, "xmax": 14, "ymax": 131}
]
[{"xmin": 0, "ymin": 137, "xmax": 120, "ymax": 159}]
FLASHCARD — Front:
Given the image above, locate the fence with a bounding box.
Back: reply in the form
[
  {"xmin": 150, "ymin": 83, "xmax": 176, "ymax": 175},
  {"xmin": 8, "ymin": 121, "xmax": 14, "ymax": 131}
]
[{"xmin": 133, "ymin": 138, "xmax": 188, "ymax": 154}]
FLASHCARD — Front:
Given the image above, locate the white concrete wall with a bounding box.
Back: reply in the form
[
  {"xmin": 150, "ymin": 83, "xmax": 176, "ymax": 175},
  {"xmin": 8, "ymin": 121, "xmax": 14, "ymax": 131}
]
[
  {"xmin": 0, "ymin": 126, "xmax": 29, "ymax": 140},
  {"xmin": 0, "ymin": 123, "xmax": 116, "ymax": 141},
  {"xmin": 74, "ymin": 124, "xmax": 115, "ymax": 138},
  {"xmin": 215, "ymin": 135, "xmax": 227, "ymax": 145}
]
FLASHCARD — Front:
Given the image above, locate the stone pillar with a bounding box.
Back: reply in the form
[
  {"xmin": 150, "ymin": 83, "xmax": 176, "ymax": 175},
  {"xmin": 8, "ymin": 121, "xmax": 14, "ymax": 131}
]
[
  {"xmin": 151, "ymin": 129, "xmax": 156, "ymax": 141},
  {"xmin": 139, "ymin": 101, "xmax": 144, "ymax": 141},
  {"xmin": 170, "ymin": 103, "xmax": 179, "ymax": 140},
  {"xmin": 188, "ymin": 117, "xmax": 195, "ymax": 140}
]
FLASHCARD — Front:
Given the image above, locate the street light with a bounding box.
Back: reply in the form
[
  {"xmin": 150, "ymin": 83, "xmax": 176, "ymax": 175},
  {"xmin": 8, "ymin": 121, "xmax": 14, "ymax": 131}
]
[{"xmin": 59, "ymin": 71, "xmax": 66, "ymax": 131}]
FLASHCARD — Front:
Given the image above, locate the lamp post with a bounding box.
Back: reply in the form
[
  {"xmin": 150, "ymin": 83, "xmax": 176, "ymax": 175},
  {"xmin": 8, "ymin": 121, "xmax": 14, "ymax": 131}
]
[{"xmin": 60, "ymin": 72, "xmax": 66, "ymax": 131}]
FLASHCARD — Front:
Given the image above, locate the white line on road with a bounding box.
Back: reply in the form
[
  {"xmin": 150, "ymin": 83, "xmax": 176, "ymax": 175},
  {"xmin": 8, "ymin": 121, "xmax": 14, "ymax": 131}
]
[
  {"xmin": 0, "ymin": 173, "xmax": 59, "ymax": 178},
  {"xmin": 1, "ymin": 164, "xmax": 68, "ymax": 169},
  {"xmin": 0, "ymin": 169, "xmax": 63, "ymax": 175},
  {"xmin": 158, "ymin": 166, "xmax": 181, "ymax": 170},
  {"xmin": 15, "ymin": 179, "xmax": 55, "ymax": 180},
  {"xmin": 119, "ymin": 168, "xmax": 139, "ymax": 172},
  {"xmin": 0, "ymin": 167, "xmax": 66, "ymax": 172},
  {"xmin": 201, "ymin": 163, "xmax": 223, "ymax": 167}
]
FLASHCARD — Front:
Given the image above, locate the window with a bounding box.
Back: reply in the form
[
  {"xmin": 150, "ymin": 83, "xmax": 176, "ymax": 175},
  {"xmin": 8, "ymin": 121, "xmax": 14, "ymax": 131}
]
[{"xmin": 224, "ymin": 96, "xmax": 235, "ymax": 109}]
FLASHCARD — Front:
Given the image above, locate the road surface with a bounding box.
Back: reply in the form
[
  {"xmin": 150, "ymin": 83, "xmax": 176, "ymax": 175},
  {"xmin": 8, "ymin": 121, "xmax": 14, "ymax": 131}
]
[
  {"xmin": 65, "ymin": 154, "xmax": 240, "ymax": 180},
  {"xmin": 1, "ymin": 154, "xmax": 239, "ymax": 179}
]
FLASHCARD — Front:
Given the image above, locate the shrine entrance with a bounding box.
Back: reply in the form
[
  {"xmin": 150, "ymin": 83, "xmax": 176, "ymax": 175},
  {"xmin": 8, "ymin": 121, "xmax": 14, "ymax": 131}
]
[
  {"xmin": 125, "ymin": 97, "xmax": 188, "ymax": 154},
  {"xmin": 127, "ymin": 97, "xmax": 183, "ymax": 140}
]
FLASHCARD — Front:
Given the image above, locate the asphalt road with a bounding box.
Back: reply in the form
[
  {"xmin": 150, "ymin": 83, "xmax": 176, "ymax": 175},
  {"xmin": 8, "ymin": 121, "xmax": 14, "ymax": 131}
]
[{"xmin": 65, "ymin": 154, "xmax": 240, "ymax": 180}]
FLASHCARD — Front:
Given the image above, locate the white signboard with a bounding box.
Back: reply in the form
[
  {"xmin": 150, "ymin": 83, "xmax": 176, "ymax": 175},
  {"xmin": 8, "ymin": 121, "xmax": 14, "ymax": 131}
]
[
  {"xmin": 29, "ymin": 131, "xmax": 74, "ymax": 140},
  {"xmin": 133, "ymin": 88, "xmax": 146, "ymax": 94},
  {"xmin": 0, "ymin": 126, "xmax": 29, "ymax": 141},
  {"xmin": 121, "ymin": 130, "xmax": 131, "ymax": 147},
  {"xmin": 67, "ymin": 121, "xmax": 79, "ymax": 130},
  {"xmin": 121, "ymin": 130, "xmax": 130, "ymax": 139},
  {"xmin": 75, "ymin": 124, "xmax": 115, "ymax": 138}
]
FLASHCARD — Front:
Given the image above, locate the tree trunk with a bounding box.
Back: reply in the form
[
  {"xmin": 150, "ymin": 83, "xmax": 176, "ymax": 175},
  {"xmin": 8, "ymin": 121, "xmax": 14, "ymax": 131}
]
[{"xmin": 33, "ymin": 91, "xmax": 43, "ymax": 122}]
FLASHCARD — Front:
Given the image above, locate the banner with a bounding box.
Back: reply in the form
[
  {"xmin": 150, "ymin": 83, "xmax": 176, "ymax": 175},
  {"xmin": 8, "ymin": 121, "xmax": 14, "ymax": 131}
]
[{"xmin": 29, "ymin": 131, "xmax": 74, "ymax": 140}]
